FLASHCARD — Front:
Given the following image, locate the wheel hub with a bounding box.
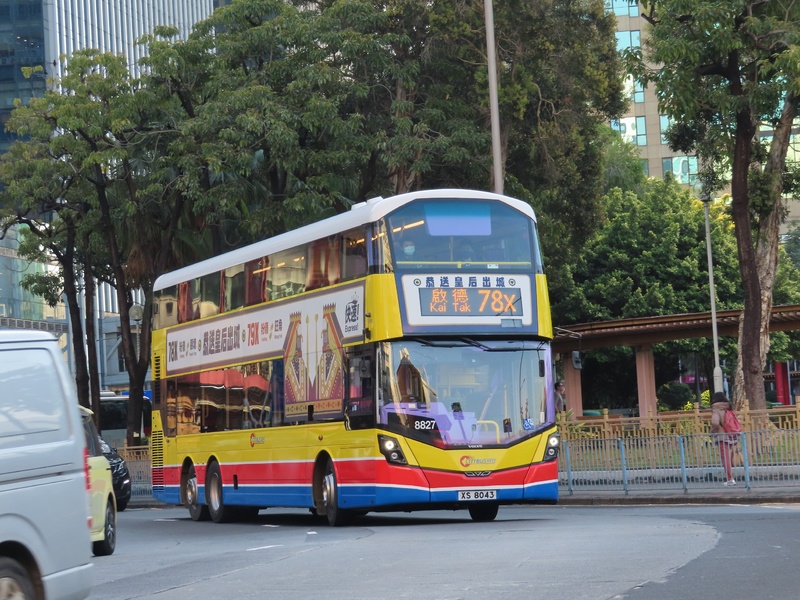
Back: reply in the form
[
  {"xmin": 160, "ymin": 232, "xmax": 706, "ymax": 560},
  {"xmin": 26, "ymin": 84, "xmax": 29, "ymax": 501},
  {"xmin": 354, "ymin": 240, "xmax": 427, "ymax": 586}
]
[
  {"xmin": 323, "ymin": 472, "xmax": 334, "ymax": 507},
  {"xmin": 186, "ymin": 475, "xmax": 198, "ymax": 506}
]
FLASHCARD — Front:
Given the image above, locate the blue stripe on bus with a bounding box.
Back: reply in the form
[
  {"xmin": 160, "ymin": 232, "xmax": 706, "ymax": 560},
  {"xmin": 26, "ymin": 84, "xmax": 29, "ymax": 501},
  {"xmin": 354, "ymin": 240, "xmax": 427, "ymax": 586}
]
[{"xmin": 153, "ymin": 479, "xmax": 558, "ymax": 509}]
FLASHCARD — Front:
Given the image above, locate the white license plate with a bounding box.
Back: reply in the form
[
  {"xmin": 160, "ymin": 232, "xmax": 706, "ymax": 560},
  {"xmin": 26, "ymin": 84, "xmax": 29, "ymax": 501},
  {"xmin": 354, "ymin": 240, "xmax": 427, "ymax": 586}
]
[{"xmin": 458, "ymin": 489, "xmax": 496, "ymax": 501}]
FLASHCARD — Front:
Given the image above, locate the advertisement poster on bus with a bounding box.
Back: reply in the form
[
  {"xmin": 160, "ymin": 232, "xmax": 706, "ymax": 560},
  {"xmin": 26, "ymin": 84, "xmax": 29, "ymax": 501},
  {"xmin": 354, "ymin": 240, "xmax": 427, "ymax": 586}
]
[{"xmin": 164, "ymin": 284, "xmax": 364, "ymax": 420}]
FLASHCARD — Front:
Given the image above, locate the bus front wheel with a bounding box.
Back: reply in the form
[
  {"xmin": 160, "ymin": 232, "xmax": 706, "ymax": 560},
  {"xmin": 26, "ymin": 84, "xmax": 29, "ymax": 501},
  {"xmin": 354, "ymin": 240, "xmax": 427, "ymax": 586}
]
[
  {"xmin": 468, "ymin": 503, "xmax": 499, "ymax": 522},
  {"xmin": 185, "ymin": 464, "xmax": 209, "ymax": 521},
  {"xmin": 322, "ymin": 458, "xmax": 348, "ymax": 527}
]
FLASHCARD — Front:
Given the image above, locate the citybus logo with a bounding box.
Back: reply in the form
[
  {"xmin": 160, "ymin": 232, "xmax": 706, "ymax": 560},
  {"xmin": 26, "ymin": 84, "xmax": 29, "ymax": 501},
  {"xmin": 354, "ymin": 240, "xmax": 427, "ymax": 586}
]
[
  {"xmin": 250, "ymin": 433, "xmax": 265, "ymax": 447},
  {"xmin": 460, "ymin": 456, "xmax": 497, "ymax": 467}
]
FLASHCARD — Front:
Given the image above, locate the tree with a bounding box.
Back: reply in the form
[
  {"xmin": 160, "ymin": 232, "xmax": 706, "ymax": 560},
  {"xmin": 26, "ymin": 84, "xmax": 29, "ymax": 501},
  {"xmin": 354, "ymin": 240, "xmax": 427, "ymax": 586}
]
[
  {"xmin": 2, "ymin": 0, "xmax": 625, "ymax": 438},
  {"xmin": 0, "ymin": 49, "xmax": 207, "ymax": 444},
  {"xmin": 560, "ymin": 177, "xmax": 741, "ymax": 322},
  {"xmin": 633, "ymin": 0, "xmax": 800, "ymax": 410},
  {"xmin": 555, "ymin": 175, "xmax": 743, "ymax": 407},
  {"xmin": 0, "ymin": 115, "xmax": 99, "ymax": 412}
]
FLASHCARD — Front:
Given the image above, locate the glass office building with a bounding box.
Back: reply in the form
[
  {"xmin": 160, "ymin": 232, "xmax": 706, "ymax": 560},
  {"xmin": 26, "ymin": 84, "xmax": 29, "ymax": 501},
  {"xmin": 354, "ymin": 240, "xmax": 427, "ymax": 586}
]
[
  {"xmin": 1, "ymin": 0, "xmax": 219, "ymax": 153},
  {"xmin": 0, "ymin": 0, "xmax": 222, "ymax": 378}
]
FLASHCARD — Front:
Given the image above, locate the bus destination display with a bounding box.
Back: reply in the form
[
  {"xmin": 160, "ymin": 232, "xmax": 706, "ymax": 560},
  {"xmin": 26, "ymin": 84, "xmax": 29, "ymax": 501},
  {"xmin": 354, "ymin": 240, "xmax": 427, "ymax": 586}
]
[
  {"xmin": 401, "ymin": 274, "xmax": 533, "ymax": 326},
  {"xmin": 418, "ymin": 286, "xmax": 521, "ymax": 317}
]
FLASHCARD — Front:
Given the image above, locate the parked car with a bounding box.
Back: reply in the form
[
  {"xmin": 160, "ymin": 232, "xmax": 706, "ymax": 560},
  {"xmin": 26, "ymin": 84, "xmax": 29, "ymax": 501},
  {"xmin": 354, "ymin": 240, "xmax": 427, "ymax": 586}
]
[
  {"xmin": 100, "ymin": 437, "xmax": 132, "ymax": 511},
  {"xmin": 80, "ymin": 407, "xmax": 117, "ymax": 556},
  {"xmin": 0, "ymin": 330, "xmax": 93, "ymax": 599}
]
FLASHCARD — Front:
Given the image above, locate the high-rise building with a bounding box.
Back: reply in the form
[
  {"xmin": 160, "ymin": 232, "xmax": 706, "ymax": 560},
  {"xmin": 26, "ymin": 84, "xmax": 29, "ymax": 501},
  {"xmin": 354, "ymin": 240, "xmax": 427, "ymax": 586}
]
[
  {"xmin": 607, "ymin": 0, "xmax": 699, "ymax": 185},
  {"xmin": 1, "ymin": 0, "xmax": 221, "ymax": 154},
  {"xmin": 608, "ymin": 0, "xmax": 800, "ymax": 229},
  {"xmin": 0, "ymin": 0, "xmax": 222, "ymax": 384}
]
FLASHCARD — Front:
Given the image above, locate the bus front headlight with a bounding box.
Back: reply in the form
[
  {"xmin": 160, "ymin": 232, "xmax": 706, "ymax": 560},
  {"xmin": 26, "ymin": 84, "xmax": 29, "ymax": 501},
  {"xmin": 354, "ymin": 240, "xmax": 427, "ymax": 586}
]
[
  {"xmin": 544, "ymin": 433, "xmax": 560, "ymax": 461},
  {"xmin": 378, "ymin": 435, "xmax": 407, "ymax": 465}
]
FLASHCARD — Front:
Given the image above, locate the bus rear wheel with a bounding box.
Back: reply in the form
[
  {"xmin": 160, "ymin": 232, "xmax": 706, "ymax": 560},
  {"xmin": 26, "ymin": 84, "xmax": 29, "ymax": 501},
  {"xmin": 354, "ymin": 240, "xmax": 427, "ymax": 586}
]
[
  {"xmin": 468, "ymin": 503, "xmax": 499, "ymax": 522},
  {"xmin": 185, "ymin": 464, "xmax": 209, "ymax": 521},
  {"xmin": 206, "ymin": 461, "xmax": 235, "ymax": 523}
]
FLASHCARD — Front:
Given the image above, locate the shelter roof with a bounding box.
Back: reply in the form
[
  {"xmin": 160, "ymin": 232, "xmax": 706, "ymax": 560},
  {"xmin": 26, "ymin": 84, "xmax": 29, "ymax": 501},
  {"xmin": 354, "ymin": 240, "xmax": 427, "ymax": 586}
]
[{"xmin": 552, "ymin": 304, "xmax": 800, "ymax": 353}]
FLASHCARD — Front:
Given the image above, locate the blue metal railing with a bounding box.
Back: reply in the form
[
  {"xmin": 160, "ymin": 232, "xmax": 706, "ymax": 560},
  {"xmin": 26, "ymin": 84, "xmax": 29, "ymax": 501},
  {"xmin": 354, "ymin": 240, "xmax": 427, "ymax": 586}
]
[
  {"xmin": 560, "ymin": 430, "xmax": 800, "ymax": 494},
  {"xmin": 124, "ymin": 430, "xmax": 800, "ymax": 502}
]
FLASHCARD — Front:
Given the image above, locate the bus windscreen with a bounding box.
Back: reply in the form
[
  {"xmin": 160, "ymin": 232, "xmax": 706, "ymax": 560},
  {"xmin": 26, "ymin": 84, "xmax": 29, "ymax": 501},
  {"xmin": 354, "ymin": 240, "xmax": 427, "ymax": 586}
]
[{"xmin": 388, "ymin": 199, "xmax": 540, "ymax": 270}]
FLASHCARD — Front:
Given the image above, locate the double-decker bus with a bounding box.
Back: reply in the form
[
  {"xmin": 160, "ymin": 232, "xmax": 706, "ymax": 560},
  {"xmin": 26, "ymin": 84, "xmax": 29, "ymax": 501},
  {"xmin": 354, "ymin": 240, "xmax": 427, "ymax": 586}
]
[{"xmin": 149, "ymin": 189, "xmax": 559, "ymax": 525}]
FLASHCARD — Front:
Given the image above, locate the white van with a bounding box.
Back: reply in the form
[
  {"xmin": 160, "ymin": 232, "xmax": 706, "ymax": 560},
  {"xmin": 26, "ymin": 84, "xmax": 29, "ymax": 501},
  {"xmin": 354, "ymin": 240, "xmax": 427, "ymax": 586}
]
[{"xmin": 0, "ymin": 330, "xmax": 92, "ymax": 599}]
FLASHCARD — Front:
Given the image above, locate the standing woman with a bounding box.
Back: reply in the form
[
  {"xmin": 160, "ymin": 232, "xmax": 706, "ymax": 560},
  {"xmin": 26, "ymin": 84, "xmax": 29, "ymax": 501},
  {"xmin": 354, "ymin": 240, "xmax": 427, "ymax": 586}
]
[
  {"xmin": 554, "ymin": 381, "xmax": 565, "ymax": 413},
  {"xmin": 710, "ymin": 391, "xmax": 735, "ymax": 486}
]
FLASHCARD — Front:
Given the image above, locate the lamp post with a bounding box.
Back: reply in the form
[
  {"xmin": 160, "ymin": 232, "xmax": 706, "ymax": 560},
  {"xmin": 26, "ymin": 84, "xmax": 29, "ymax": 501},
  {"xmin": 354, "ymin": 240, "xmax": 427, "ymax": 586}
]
[
  {"xmin": 484, "ymin": 0, "xmax": 503, "ymax": 194},
  {"xmin": 693, "ymin": 182, "xmax": 724, "ymax": 393},
  {"xmin": 130, "ymin": 303, "xmax": 144, "ymax": 361}
]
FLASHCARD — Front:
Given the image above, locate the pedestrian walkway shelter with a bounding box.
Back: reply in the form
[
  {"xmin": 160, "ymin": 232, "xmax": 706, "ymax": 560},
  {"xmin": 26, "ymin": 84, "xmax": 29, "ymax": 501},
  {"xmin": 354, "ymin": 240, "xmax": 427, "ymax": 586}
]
[{"xmin": 552, "ymin": 304, "xmax": 800, "ymax": 417}]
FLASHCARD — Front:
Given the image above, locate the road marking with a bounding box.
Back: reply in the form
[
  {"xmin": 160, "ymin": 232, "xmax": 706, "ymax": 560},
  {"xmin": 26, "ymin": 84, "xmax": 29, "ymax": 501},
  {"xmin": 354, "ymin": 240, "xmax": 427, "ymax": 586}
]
[{"xmin": 247, "ymin": 545, "xmax": 282, "ymax": 552}]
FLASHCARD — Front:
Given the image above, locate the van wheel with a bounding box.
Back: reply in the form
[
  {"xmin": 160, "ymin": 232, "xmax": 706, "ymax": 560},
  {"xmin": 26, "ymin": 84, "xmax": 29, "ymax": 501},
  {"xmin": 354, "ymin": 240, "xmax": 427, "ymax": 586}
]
[
  {"xmin": 0, "ymin": 557, "xmax": 35, "ymax": 599},
  {"xmin": 93, "ymin": 498, "xmax": 117, "ymax": 556},
  {"xmin": 468, "ymin": 503, "xmax": 499, "ymax": 522},
  {"xmin": 206, "ymin": 461, "xmax": 235, "ymax": 523},
  {"xmin": 185, "ymin": 465, "xmax": 209, "ymax": 521}
]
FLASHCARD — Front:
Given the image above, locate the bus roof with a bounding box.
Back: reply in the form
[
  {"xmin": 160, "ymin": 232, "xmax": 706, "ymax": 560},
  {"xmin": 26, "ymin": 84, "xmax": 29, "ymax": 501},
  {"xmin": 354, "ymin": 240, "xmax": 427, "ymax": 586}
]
[{"xmin": 153, "ymin": 189, "xmax": 536, "ymax": 291}]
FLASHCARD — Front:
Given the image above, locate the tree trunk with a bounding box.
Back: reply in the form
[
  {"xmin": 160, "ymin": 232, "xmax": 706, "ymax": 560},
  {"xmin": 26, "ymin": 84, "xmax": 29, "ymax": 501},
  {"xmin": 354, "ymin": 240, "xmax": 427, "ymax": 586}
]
[
  {"xmin": 61, "ymin": 228, "xmax": 90, "ymax": 409},
  {"xmin": 752, "ymin": 94, "xmax": 797, "ymax": 423},
  {"xmin": 730, "ymin": 107, "xmax": 766, "ymax": 411},
  {"xmin": 91, "ymin": 170, "xmax": 145, "ymax": 446},
  {"xmin": 735, "ymin": 96, "xmax": 797, "ymax": 411},
  {"xmin": 83, "ymin": 257, "xmax": 101, "ymax": 426}
]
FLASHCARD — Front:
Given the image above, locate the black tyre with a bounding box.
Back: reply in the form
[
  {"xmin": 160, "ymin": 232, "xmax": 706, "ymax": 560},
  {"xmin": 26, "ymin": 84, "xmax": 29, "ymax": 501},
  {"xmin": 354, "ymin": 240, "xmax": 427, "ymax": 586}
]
[
  {"xmin": 0, "ymin": 557, "xmax": 36, "ymax": 599},
  {"xmin": 116, "ymin": 499, "xmax": 128, "ymax": 512},
  {"xmin": 185, "ymin": 464, "xmax": 210, "ymax": 521},
  {"xmin": 93, "ymin": 498, "xmax": 117, "ymax": 556},
  {"xmin": 206, "ymin": 461, "xmax": 235, "ymax": 523},
  {"xmin": 322, "ymin": 458, "xmax": 348, "ymax": 527},
  {"xmin": 468, "ymin": 502, "xmax": 499, "ymax": 522}
]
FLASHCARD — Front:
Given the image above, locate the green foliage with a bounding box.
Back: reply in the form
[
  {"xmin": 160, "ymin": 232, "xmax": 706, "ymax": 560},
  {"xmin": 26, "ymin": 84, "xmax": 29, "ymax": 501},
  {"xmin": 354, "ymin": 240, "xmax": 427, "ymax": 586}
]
[
  {"xmin": 555, "ymin": 177, "xmax": 742, "ymax": 324},
  {"xmin": 784, "ymin": 226, "xmax": 800, "ymax": 271},
  {"xmin": 19, "ymin": 271, "xmax": 64, "ymax": 307},
  {"xmin": 0, "ymin": 0, "xmax": 626, "ymax": 416},
  {"xmin": 657, "ymin": 381, "xmax": 694, "ymax": 411},
  {"xmin": 634, "ymin": 0, "xmax": 800, "ymax": 408},
  {"xmin": 554, "ymin": 176, "xmax": 746, "ymax": 410},
  {"xmin": 599, "ymin": 127, "xmax": 648, "ymax": 195}
]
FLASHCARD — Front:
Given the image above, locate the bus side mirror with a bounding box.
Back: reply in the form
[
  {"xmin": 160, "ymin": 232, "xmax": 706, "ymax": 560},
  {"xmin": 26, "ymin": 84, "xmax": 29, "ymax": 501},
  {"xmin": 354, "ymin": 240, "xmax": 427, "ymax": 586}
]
[{"xmin": 572, "ymin": 351, "xmax": 583, "ymax": 370}]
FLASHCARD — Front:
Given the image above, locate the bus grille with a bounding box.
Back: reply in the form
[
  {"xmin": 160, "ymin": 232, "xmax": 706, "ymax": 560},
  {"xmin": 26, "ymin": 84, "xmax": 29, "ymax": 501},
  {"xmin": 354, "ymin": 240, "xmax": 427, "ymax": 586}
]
[
  {"xmin": 150, "ymin": 429, "xmax": 164, "ymax": 491},
  {"xmin": 152, "ymin": 356, "xmax": 162, "ymax": 406}
]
